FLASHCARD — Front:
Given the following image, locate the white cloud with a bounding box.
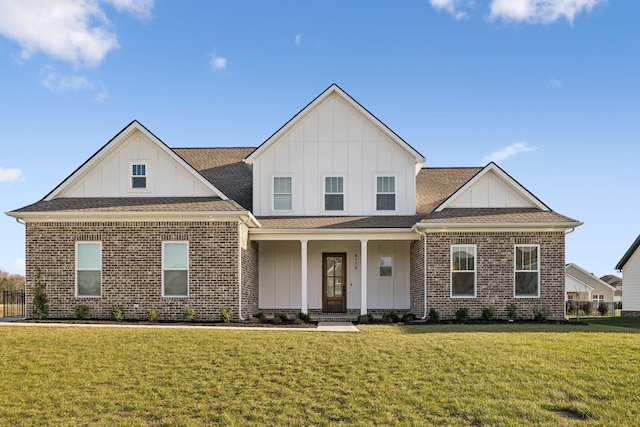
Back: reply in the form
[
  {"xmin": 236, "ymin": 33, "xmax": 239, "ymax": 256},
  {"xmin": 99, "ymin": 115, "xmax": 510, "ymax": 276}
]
[
  {"xmin": 12, "ymin": 258, "xmax": 25, "ymax": 274},
  {"xmin": 430, "ymin": 0, "xmax": 468, "ymax": 20},
  {"xmin": 295, "ymin": 33, "xmax": 302, "ymax": 46},
  {"xmin": 41, "ymin": 69, "xmax": 93, "ymax": 92},
  {"xmin": 489, "ymin": 0, "xmax": 606, "ymax": 24},
  {"xmin": 96, "ymin": 84, "xmax": 109, "ymax": 102},
  {"xmin": 210, "ymin": 55, "xmax": 227, "ymax": 71},
  {"xmin": 483, "ymin": 142, "xmax": 538, "ymax": 164},
  {"xmin": 550, "ymin": 78, "xmax": 563, "ymax": 88},
  {"xmin": 0, "ymin": 167, "xmax": 22, "ymax": 183},
  {"xmin": 0, "ymin": 0, "xmax": 154, "ymax": 67}
]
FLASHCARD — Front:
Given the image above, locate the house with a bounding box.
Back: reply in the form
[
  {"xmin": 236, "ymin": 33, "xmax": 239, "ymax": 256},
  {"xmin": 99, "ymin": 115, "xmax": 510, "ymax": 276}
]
[
  {"xmin": 616, "ymin": 235, "xmax": 640, "ymax": 316},
  {"xmin": 565, "ymin": 263, "xmax": 617, "ymax": 311},
  {"xmin": 6, "ymin": 84, "xmax": 582, "ymax": 321},
  {"xmin": 600, "ymin": 274, "xmax": 623, "ymax": 304}
]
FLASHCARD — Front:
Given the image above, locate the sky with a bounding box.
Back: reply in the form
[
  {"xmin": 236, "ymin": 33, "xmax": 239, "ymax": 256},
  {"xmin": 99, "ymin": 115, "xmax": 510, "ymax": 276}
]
[{"xmin": 0, "ymin": 0, "xmax": 638, "ymax": 280}]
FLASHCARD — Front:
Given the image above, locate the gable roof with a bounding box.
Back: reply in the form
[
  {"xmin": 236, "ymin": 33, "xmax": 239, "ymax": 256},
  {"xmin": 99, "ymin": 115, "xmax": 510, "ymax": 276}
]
[
  {"xmin": 243, "ymin": 83, "xmax": 426, "ymax": 165},
  {"xmin": 44, "ymin": 120, "xmax": 228, "ymax": 201},
  {"xmin": 616, "ymin": 235, "xmax": 640, "ymax": 271},
  {"xmin": 434, "ymin": 162, "xmax": 549, "ymax": 212},
  {"xmin": 566, "ymin": 263, "xmax": 618, "ymax": 293},
  {"xmin": 600, "ymin": 274, "xmax": 622, "ymax": 289}
]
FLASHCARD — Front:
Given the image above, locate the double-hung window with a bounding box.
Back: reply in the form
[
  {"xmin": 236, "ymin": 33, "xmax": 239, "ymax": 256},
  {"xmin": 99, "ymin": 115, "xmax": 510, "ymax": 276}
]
[
  {"xmin": 592, "ymin": 294, "xmax": 605, "ymax": 303},
  {"xmin": 376, "ymin": 176, "xmax": 395, "ymax": 211},
  {"xmin": 515, "ymin": 245, "xmax": 539, "ymax": 297},
  {"xmin": 273, "ymin": 177, "xmax": 292, "ymax": 211},
  {"xmin": 324, "ymin": 177, "xmax": 344, "ymax": 211},
  {"xmin": 131, "ymin": 163, "xmax": 147, "ymax": 189},
  {"xmin": 163, "ymin": 242, "xmax": 189, "ymax": 297},
  {"xmin": 451, "ymin": 245, "xmax": 476, "ymax": 297},
  {"xmin": 76, "ymin": 242, "xmax": 101, "ymax": 297},
  {"xmin": 379, "ymin": 256, "xmax": 393, "ymax": 277}
]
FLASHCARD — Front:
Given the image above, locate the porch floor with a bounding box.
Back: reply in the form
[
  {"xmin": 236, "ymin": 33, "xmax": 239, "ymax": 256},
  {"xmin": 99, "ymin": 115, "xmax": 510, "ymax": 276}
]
[{"xmin": 310, "ymin": 313, "xmax": 359, "ymax": 322}]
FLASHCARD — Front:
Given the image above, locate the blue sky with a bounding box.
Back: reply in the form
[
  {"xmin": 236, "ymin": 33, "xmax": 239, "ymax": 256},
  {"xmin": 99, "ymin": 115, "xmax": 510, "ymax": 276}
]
[{"xmin": 0, "ymin": 0, "xmax": 638, "ymax": 279}]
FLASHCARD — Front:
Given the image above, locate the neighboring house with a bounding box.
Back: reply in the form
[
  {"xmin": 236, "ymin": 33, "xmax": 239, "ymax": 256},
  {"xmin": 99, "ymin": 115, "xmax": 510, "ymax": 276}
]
[
  {"xmin": 616, "ymin": 235, "xmax": 640, "ymax": 316},
  {"xmin": 6, "ymin": 84, "xmax": 582, "ymax": 321},
  {"xmin": 565, "ymin": 263, "xmax": 617, "ymax": 304},
  {"xmin": 600, "ymin": 274, "xmax": 623, "ymax": 303}
]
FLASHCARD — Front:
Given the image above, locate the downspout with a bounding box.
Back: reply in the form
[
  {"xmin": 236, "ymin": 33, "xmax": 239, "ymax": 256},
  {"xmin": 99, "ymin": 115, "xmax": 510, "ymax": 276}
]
[
  {"xmin": 15, "ymin": 217, "xmax": 26, "ymax": 225},
  {"xmin": 415, "ymin": 227, "xmax": 428, "ymax": 320},
  {"xmin": 237, "ymin": 217, "xmax": 251, "ymax": 322}
]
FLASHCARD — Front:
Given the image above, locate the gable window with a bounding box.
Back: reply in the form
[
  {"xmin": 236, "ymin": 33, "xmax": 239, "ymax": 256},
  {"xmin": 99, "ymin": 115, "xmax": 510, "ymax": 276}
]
[
  {"xmin": 163, "ymin": 242, "xmax": 189, "ymax": 297},
  {"xmin": 379, "ymin": 256, "xmax": 393, "ymax": 277},
  {"xmin": 515, "ymin": 245, "xmax": 539, "ymax": 297},
  {"xmin": 273, "ymin": 177, "xmax": 292, "ymax": 211},
  {"xmin": 325, "ymin": 177, "xmax": 344, "ymax": 211},
  {"xmin": 76, "ymin": 242, "xmax": 101, "ymax": 297},
  {"xmin": 376, "ymin": 176, "xmax": 395, "ymax": 211},
  {"xmin": 451, "ymin": 245, "xmax": 476, "ymax": 297},
  {"xmin": 592, "ymin": 294, "xmax": 605, "ymax": 303},
  {"xmin": 131, "ymin": 163, "xmax": 147, "ymax": 189}
]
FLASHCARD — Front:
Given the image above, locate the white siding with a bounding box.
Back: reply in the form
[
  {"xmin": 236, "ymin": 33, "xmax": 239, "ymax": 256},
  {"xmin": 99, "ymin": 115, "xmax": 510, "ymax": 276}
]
[
  {"xmin": 252, "ymin": 93, "xmax": 418, "ymax": 216},
  {"xmin": 60, "ymin": 130, "xmax": 214, "ymax": 198},
  {"xmin": 623, "ymin": 249, "xmax": 640, "ymax": 311},
  {"xmin": 449, "ymin": 172, "xmax": 535, "ymax": 208},
  {"xmin": 366, "ymin": 241, "xmax": 411, "ymax": 310}
]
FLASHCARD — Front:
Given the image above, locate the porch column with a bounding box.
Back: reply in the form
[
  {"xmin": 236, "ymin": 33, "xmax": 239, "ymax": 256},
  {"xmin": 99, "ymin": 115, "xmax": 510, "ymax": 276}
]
[
  {"xmin": 301, "ymin": 239, "xmax": 308, "ymax": 314},
  {"xmin": 360, "ymin": 239, "xmax": 368, "ymax": 315}
]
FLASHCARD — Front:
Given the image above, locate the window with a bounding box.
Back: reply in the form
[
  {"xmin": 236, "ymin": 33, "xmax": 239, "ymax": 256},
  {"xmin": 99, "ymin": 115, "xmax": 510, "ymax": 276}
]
[
  {"xmin": 273, "ymin": 177, "xmax": 292, "ymax": 211},
  {"xmin": 567, "ymin": 294, "xmax": 575, "ymax": 301},
  {"xmin": 376, "ymin": 176, "xmax": 395, "ymax": 210},
  {"xmin": 325, "ymin": 177, "xmax": 344, "ymax": 211},
  {"xmin": 76, "ymin": 242, "xmax": 101, "ymax": 297},
  {"xmin": 379, "ymin": 256, "xmax": 393, "ymax": 277},
  {"xmin": 163, "ymin": 242, "xmax": 189, "ymax": 297},
  {"xmin": 515, "ymin": 245, "xmax": 539, "ymax": 297},
  {"xmin": 592, "ymin": 294, "xmax": 605, "ymax": 303},
  {"xmin": 131, "ymin": 163, "xmax": 147, "ymax": 189},
  {"xmin": 451, "ymin": 245, "xmax": 476, "ymax": 297}
]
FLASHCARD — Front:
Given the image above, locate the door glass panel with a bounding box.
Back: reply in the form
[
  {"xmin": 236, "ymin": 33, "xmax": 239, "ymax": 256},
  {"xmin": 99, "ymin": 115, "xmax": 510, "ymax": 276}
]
[{"xmin": 326, "ymin": 277, "xmax": 334, "ymax": 297}]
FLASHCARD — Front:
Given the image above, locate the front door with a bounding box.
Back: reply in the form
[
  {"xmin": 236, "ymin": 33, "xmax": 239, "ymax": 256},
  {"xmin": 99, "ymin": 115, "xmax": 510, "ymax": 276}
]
[{"xmin": 323, "ymin": 253, "xmax": 346, "ymax": 312}]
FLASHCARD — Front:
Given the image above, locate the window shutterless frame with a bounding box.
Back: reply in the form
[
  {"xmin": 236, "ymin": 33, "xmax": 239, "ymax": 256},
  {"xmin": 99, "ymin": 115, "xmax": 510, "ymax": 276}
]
[
  {"xmin": 272, "ymin": 176, "xmax": 293, "ymax": 212},
  {"xmin": 323, "ymin": 176, "xmax": 345, "ymax": 212},
  {"xmin": 451, "ymin": 244, "xmax": 477, "ymax": 298},
  {"xmin": 129, "ymin": 160, "xmax": 149, "ymax": 191},
  {"xmin": 514, "ymin": 244, "xmax": 540, "ymax": 298},
  {"xmin": 75, "ymin": 242, "xmax": 102, "ymax": 297},
  {"xmin": 162, "ymin": 241, "xmax": 189, "ymax": 297},
  {"xmin": 375, "ymin": 175, "xmax": 397, "ymax": 212},
  {"xmin": 379, "ymin": 255, "xmax": 393, "ymax": 277}
]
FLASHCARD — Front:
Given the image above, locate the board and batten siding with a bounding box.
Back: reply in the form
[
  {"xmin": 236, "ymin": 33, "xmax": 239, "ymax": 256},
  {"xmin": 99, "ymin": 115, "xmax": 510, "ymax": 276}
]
[
  {"xmin": 60, "ymin": 130, "xmax": 213, "ymax": 198},
  {"xmin": 252, "ymin": 93, "xmax": 418, "ymax": 216},
  {"xmin": 624, "ymin": 248, "xmax": 640, "ymax": 312},
  {"xmin": 258, "ymin": 240, "xmax": 410, "ymax": 311},
  {"xmin": 448, "ymin": 172, "xmax": 535, "ymax": 208}
]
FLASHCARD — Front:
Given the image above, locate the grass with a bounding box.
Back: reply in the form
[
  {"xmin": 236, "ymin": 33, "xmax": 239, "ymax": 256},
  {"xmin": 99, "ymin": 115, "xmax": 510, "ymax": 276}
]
[{"xmin": 0, "ymin": 322, "xmax": 639, "ymax": 426}]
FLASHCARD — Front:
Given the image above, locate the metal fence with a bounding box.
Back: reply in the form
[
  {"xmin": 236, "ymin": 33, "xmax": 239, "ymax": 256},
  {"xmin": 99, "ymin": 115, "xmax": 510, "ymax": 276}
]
[
  {"xmin": 566, "ymin": 301, "xmax": 620, "ymax": 318},
  {"xmin": 2, "ymin": 290, "xmax": 25, "ymax": 318}
]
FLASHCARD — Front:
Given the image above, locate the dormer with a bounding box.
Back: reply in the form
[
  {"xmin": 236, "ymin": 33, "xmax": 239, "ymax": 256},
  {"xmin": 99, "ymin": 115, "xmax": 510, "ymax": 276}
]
[{"xmin": 244, "ymin": 84, "xmax": 425, "ymax": 216}]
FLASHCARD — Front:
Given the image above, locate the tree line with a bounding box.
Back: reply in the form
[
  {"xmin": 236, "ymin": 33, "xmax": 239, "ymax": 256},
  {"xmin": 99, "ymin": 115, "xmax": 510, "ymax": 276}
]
[{"xmin": 0, "ymin": 269, "xmax": 25, "ymax": 292}]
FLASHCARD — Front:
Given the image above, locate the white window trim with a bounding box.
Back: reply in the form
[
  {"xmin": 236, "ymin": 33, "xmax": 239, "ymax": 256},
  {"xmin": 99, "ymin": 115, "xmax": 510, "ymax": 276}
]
[
  {"xmin": 374, "ymin": 174, "xmax": 398, "ymax": 213},
  {"xmin": 271, "ymin": 175, "xmax": 293, "ymax": 213},
  {"xmin": 592, "ymin": 294, "xmax": 605, "ymax": 302},
  {"xmin": 514, "ymin": 244, "xmax": 540, "ymax": 298},
  {"xmin": 75, "ymin": 241, "xmax": 102, "ymax": 298},
  {"xmin": 129, "ymin": 160, "xmax": 150, "ymax": 193},
  {"xmin": 450, "ymin": 244, "xmax": 477, "ymax": 298},
  {"xmin": 322, "ymin": 175, "xmax": 346, "ymax": 214},
  {"xmin": 379, "ymin": 255, "xmax": 393, "ymax": 278},
  {"xmin": 162, "ymin": 241, "xmax": 189, "ymax": 298}
]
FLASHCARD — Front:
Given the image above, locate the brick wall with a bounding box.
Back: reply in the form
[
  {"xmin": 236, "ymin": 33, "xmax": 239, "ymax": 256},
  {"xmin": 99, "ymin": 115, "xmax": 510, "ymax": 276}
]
[
  {"xmin": 240, "ymin": 223, "xmax": 259, "ymax": 319},
  {"xmin": 419, "ymin": 231, "xmax": 566, "ymax": 321},
  {"xmin": 410, "ymin": 236, "xmax": 425, "ymax": 316},
  {"xmin": 25, "ymin": 220, "xmax": 243, "ymax": 321}
]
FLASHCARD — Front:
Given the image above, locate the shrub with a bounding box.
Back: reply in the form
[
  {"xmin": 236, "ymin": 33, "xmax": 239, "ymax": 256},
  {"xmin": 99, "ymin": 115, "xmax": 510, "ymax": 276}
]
[
  {"xmin": 184, "ymin": 307, "xmax": 197, "ymax": 322},
  {"xmin": 455, "ymin": 307, "xmax": 470, "ymax": 322},
  {"xmin": 249, "ymin": 316, "xmax": 261, "ymax": 324},
  {"xmin": 252, "ymin": 312, "xmax": 265, "ymax": 323},
  {"xmin": 533, "ymin": 306, "xmax": 550, "ymax": 321},
  {"xmin": 507, "ymin": 303, "xmax": 518, "ymax": 321},
  {"xmin": 297, "ymin": 312, "xmax": 311, "ymax": 323},
  {"xmin": 75, "ymin": 305, "xmax": 90, "ymax": 320},
  {"xmin": 583, "ymin": 302, "xmax": 593, "ymax": 316},
  {"xmin": 382, "ymin": 312, "xmax": 400, "ymax": 323},
  {"xmin": 276, "ymin": 312, "xmax": 288, "ymax": 322},
  {"xmin": 357, "ymin": 314, "xmax": 373, "ymax": 324},
  {"xmin": 428, "ymin": 307, "xmax": 440, "ymax": 323},
  {"xmin": 110, "ymin": 305, "xmax": 125, "ymax": 322},
  {"xmin": 32, "ymin": 268, "xmax": 49, "ymax": 320},
  {"xmin": 293, "ymin": 317, "xmax": 305, "ymax": 325},
  {"xmin": 402, "ymin": 312, "xmax": 417, "ymax": 323},
  {"xmin": 146, "ymin": 308, "xmax": 159, "ymax": 322},
  {"xmin": 597, "ymin": 303, "xmax": 609, "ymax": 316},
  {"xmin": 481, "ymin": 306, "xmax": 495, "ymax": 321},
  {"xmin": 220, "ymin": 307, "xmax": 233, "ymax": 323}
]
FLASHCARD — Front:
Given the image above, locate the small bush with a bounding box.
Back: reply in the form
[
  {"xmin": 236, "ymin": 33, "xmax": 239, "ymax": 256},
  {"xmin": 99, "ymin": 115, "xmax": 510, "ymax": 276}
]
[
  {"xmin": 455, "ymin": 307, "xmax": 470, "ymax": 322},
  {"xmin": 382, "ymin": 312, "xmax": 400, "ymax": 323},
  {"xmin": 110, "ymin": 305, "xmax": 125, "ymax": 322},
  {"xmin": 402, "ymin": 312, "xmax": 417, "ymax": 323},
  {"xmin": 533, "ymin": 306, "xmax": 550, "ymax": 321},
  {"xmin": 253, "ymin": 312, "xmax": 265, "ymax": 322},
  {"xmin": 184, "ymin": 307, "xmax": 197, "ymax": 322},
  {"xmin": 297, "ymin": 312, "xmax": 311, "ymax": 323},
  {"xmin": 249, "ymin": 316, "xmax": 262, "ymax": 324},
  {"xmin": 583, "ymin": 302, "xmax": 593, "ymax": 316},
  {"xmin": 428, "ymin": 307, "xmax": 440, "ymax": 323},
  {"xmin": 597, "ymin": 303, "xmax": 609, "ymax": 316},
  {"xmin": 293, "ymin": 317, "xmax": 305, "ymax": 325},
  {"xmin": 357, "ymin": 314, "xmax": 373, "ymax": 324},
  {"xmin": 481, "ymin": 306, "xmax": 495, "ymax": 321},
  {"xmin": 277, "ymin": 312, "xmax": 288, "ymax": 322},
  {"xmin": 220, "ymin": 307, "xmax": 233, "ymax": 323},
  {"xmin": 507, "ymin": 303, "xmax": 518, "ymax": 321},
  {"xmin": 32, "ymin": 268, "xmax": 49, "ymax": 320},
  {"xmin": 75, "ymin": 305, "xmax": 90, "ymax": 320},
  {"xmin": 146, "ymin": 308, "xmax": 159, "ymax": 322}
]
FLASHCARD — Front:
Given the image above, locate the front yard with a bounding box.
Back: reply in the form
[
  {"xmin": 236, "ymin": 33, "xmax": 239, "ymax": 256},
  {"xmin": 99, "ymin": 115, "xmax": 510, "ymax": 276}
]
[{"xmin": 1, "ymin": 321, "xmax": 638, "ymax": 426}]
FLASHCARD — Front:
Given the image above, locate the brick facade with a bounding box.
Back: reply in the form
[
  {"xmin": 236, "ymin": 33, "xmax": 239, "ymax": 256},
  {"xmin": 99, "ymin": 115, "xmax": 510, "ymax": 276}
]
[
  {"xmin": 410, "ymin": 231, "xmax": 566, "ymax": 321},
  {"xmin": 25, "ymin": 220, "xmax": 250, "ymax": 321}
]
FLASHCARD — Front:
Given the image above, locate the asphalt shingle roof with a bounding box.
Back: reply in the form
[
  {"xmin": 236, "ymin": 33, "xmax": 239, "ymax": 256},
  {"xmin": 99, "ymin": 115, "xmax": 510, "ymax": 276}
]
[{"xmin": 12, "ymin": 197, "xmax": 244, "ymax": 213}]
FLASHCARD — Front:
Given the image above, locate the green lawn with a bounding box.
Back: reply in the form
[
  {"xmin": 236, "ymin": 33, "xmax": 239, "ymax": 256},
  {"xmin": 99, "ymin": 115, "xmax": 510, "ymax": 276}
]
[{"xmin": 1, "ymin": 322, "xmax": 638, "ymax": 426}]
